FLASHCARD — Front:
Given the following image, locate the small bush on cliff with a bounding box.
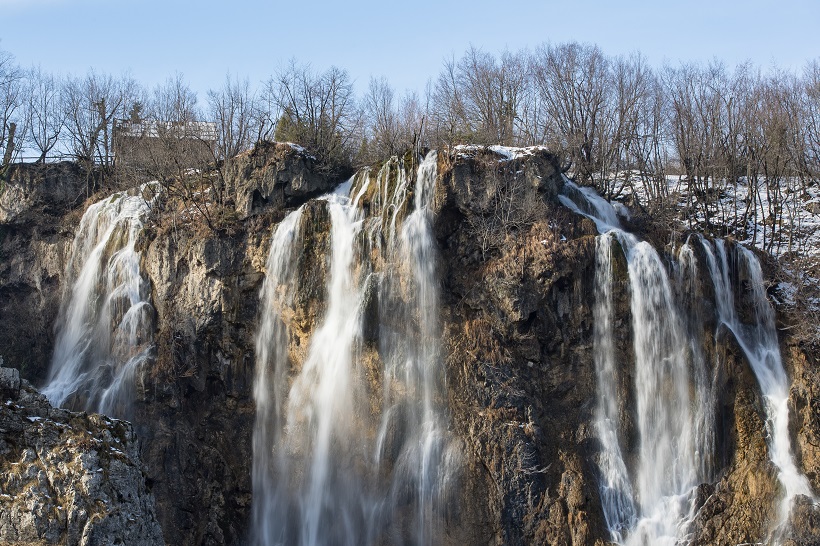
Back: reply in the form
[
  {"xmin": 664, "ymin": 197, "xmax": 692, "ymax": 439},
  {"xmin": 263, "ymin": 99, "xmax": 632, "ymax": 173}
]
[{"xmin": 467, "ymin": 154, "xmax": 548, "ymax": 259}]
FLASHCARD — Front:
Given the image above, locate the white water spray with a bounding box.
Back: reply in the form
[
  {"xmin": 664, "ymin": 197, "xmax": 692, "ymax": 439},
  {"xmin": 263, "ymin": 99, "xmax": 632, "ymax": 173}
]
[
  {"xmin": 623, "ymin": 237, "xmax": 697, "ymax": 546},
  {"xmin": 252, "ymin": 206, "xmax": 305, "ymax": 546},
  {"xmin": 563, "ymin": 180, "xmax": 705, "ymax": 544},
  {"xmin": 43, "ymin": 187, "xmax": 155, "ymax": 417},
  {"xmin": 592, "ymin": 232, "xmax": 636, "ymax": 539},
  {"xmin": 563, "ymin": 176, "xmax": 814, "ymax": 544},
  {"xmin": 700, "ymin": 237, "xmax": 814, "ymax": 526},
  {"xmin": 677, "ymin": 239, "xmax": 717, "ymax": 483},
  {"xmin": 252, "ymin": 152, "xmax": 457, "ymax": 545}
]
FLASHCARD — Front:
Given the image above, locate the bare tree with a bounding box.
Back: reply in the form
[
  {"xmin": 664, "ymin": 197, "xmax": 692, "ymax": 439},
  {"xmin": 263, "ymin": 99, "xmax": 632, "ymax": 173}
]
[
  {"xmin": 532, "ymin": 42, "xmax": 609, "ymax": 184},
  {"xmin": 626, "ymin": 62, "xmax": 668, "ymax": 208},
  {"xmin": 137, "ymin": 74, "xmax": 229, "ymax": 230},
  {"xmin": 358, "ymin": 78, "xmax": 430, "ymax": 164},
  {"xmin": 266, "ymin": 60, "xmax": 359, "ymax": 172},
  {"xmin": 363, "ymin": 76, "xmax": 401, "ymax": 160},
  {"xmin": 664, "ymin": 62, "xmax": 729, "ymax": 228},
  {"xmin": 518, "ymin": 50, "xmax": 550, "ymax": 147},
  {"xmin": 208, "ymin": 74, "xmax": 261, "ymax": 162},
  {"xmin": 26, "ymin": 66, "xmax": 65, "ymax": 162},
  {"xmin": 148, "ymin": 72, "xmax": 199, "ymax": 124},
  {"xmin": 398, "ymin": 89, "xmax": 429, "ymax": 154},
  {"xmin": 803, "ymin": 60, "xmax": 820, "ymax": 179},
  {"xmin": 61, "ymin": 71, "xmax": 141, "ymax": 168},
  {"xmin": 458, "ymin": 47, "xmax": 526, "ymax": 145},
  {"xmin": 0, "ymin": 48, "xmax": 25, "ymax": 166},
  {"xmin": 429, "ymin": 48, "xmax": 527, "ymax": 147},
  {"xmin": 139, "ymin": 73, "xmax": 207, "ymax": 181},
  {"xmin": 430, "ymin": 55, "xmax": 469, "ymax": 145}
]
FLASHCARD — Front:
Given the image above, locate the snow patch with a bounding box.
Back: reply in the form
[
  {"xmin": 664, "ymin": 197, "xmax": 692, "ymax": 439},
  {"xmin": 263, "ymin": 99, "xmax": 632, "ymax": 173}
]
[
  {"xmin": 285, "ymin": 142, "xmax": 318, "ymax": 160},
  {"xmin": 453, "ymin": 144, "xmax": 549, "ymax": 161}
]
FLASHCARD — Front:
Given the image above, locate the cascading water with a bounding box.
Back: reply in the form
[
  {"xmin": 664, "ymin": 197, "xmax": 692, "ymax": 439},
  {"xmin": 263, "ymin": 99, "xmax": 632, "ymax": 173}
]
[
  {"xmin": 562, "ymin": 176, "xmax": 814, "ymax": 544},
  {"xmin": 676, "ymin": 239, "xmax": 717, "ymax": 484},
  {"xmin": 624, "ymin": 237, "xmax": 697, "ymax": 545},
  {"xmin": 700, "ymin": 237, "xmax": 814, "ymax": 527},
  {"xmin": 559, "ymin": 180, "xmax": 712, "ymax": 545},
  {"xmin": 378, "ymin": 152, "xmax": 459, "ymax": 545},
  {"xmin": 252, "ymin": 152, "xmax": 457, "ymax": 546},
  {"xmin": 43, "ymin": 186, "xmax": 155, "ymax": 417},
  {"xmin": 562, "ymin": 178, "xmax": 709, "ymax": 544},
  {"xmin": 253, "ymin": 190, "xmax": 374, "ymax": 545},
  {"xmin": 252, "ymin": 206, "xmax": 305, "ymax": 546},
  {"xmin": 592, "ymin": 232, "xmax": 636, "ymax": 539}
]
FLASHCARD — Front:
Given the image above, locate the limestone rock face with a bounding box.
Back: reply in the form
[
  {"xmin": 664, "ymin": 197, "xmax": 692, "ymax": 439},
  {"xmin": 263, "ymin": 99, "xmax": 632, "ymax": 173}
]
[
  {"xmin": 434, "ymin": 148, "xmax": 608, "ymax": 544},
  {"xmin": 0, "ymin": 367, "xmax": 163, "ymax": 546},
  {"xmin": 790, "ymin": 345, "xmax": 820, "ymax": 491},
  {"xmin": 0, "ymin": 164, "xmax": 89, "ymax": 382},
  {"xmin": 136, "ymin": 215, "xmax": 272, "ymax": 546},
  {"xmin": 688, "ymin": 335, "xmax": 781, "ymax": 545},
  {"xmin": 2, "ymin": 145, "xmax": 820, "ymax": 545},
  {"xmin": 129, "ymin": 147, "xmax": 340, "ymax": 544},
  {"xmin": 0, "ymin": 162, "xmax": 87, "ymax": 225},
  {"xmin": 223, "ymin": 141, "xmax": 345, "ymax": 219}
]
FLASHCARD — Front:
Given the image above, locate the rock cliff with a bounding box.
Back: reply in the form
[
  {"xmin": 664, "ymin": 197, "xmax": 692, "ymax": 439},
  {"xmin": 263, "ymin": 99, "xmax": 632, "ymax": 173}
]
[
  {"xmin": 0, "ymin": 162, "xmax": 90, "ymax": 383},
  {"xmin": 0, "ymin": 365, "xmax": 163, "ymax": 545},
  {"xmin": 0, "ymin": 144, "xmax": 818, "ymax": 545}
]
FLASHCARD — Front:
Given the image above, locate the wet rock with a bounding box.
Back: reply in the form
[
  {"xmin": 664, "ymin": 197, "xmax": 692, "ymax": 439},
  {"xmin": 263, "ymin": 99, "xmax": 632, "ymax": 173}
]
[
  {"xmin": 0, "ymin": 366, "xmax": 20, "ymax": 397},
  {"xmin": 435, "ymin": 149, "xmax": 608, "ymax": 544},
  {"xmin": 788, "ymin": 345, "xmax": 820, "ymax": 492},
  {"xmin": 3, "ymin": 146, "xmax": 820, "ymax": 545},
  {"xmin": 138, "ymin": 212, "xmax": 269, "ymax": 546},
  {"xmin": 783, "ymin": 495, "xmax": 820, "ymax": 545}
]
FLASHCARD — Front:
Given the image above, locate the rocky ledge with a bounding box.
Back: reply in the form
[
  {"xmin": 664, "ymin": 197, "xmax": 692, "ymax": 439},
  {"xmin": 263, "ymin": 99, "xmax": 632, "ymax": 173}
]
[{"xmin": 0, "ymin": 365, "xmax": 164, "ymax": 546}]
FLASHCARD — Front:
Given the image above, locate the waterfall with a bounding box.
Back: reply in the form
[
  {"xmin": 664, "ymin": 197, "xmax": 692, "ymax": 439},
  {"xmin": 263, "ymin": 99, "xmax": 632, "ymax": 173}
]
[
  {"xmin": 592, "ymin": 232, "xmax": 636, "ymax": 539},
  {"xmin": 623, "ymin": 236, "xmax": 697, "ymax": 546},
  {"xmin": 380, "ymin": 152, "xmax": 458, "ymax": 545},
  {"xmin": 676, "ymin": 239, "xmax": 717, "ymax": 483},
  {"xmin": 700, "ymin": 237, "xmax": 814, "ymax": 526},
  {"xmin": 562, "ymin": 176, "xmax": 814, "ymax": 544},
  {"xmin": 43, "ymin": 186, "xmax": 155, "ymax": 417},
  {"xmin": 563, "ymin": 180, "xmax": 705, "ymax": 544},
  {"xmin": 252, "ymin": 206, "xmax": 305, "ymax": 546},
  {"xmin": 252, "ymin": 152, "xmax": 457, "ymax": 545}
]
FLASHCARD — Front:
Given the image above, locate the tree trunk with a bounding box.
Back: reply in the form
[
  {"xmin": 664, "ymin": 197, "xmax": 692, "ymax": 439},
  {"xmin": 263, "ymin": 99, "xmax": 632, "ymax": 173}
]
[{"xmin": 2, "ymin": 123, "xmax": 16, "ymax": 167}]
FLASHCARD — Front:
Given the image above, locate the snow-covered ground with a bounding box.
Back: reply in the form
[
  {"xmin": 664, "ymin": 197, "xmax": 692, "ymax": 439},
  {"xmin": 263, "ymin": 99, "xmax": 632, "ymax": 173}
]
[
  {"xmin": 452, "ymin": 144, "xmax": 551, "ymax": 161},
  {"xmin": 664, "ymin": 176, "xmax": 818, "ymax": 259},
  {"xmin": 600, "ymin": 172, "xmax": 820, "ymax": 344}
]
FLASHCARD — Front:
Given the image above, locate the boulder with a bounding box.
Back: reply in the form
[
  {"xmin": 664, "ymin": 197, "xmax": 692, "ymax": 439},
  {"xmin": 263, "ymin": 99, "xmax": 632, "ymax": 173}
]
[
  {"xmin": 223, "ymin": 141, "xmax": 345, "ymax": 219},
  {"xmin": 0, "ymin": 367, "xmax": 164, "ymax": 546}
]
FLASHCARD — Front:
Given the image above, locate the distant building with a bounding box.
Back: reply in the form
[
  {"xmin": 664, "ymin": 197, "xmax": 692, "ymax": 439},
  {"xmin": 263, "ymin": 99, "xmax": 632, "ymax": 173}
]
[{"xmin": 113, "ymin": 119, "xmax": 218, "ymax": 172}]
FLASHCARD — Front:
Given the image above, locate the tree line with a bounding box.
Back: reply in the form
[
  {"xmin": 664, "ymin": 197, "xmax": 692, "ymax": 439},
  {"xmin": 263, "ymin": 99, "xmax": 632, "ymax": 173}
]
[
  {"xmin": 1, "ymin": 43, "xmax": 819, "ymax": 247},
  {"xmin": 1, "ymin": 41, "xmax": 818, "ymax": 343}
]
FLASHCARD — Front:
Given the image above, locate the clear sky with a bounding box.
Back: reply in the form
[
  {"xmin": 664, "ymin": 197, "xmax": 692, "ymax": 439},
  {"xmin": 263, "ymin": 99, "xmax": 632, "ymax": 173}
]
[{"xmin": 1, "ymin": 0, "xmax": 818, "ymax": 101}]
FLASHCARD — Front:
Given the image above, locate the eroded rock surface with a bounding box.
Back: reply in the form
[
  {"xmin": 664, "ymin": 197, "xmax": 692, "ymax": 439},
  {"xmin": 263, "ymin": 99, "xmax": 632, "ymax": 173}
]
[
  {"xmin": 0, "ymin": 366, "xmax": 163, "ymax": 546},
  {"xmin": 0, "ymin": 162, "xmax": 87, "ymax": 225},
  {"xmin": 224, "ymin": 141, "xmax": 348, "ymax": 219},
  {"xmin": 434, "ymin": 148, "xmax": 608, "ymax": 544},
  {"xmin": 1, "ymin": 145, "xmax": 819, "ymax": 545},
  {"xmin": 0, "ymin": 164, "xmax": 90, "ymax": 382}
]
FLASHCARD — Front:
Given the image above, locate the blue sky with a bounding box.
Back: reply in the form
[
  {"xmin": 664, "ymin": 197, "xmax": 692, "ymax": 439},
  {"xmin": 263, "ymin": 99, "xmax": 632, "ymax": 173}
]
[{"xmin": 1, "ymin": 0, "xmax": 818, "ymax": 100}]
